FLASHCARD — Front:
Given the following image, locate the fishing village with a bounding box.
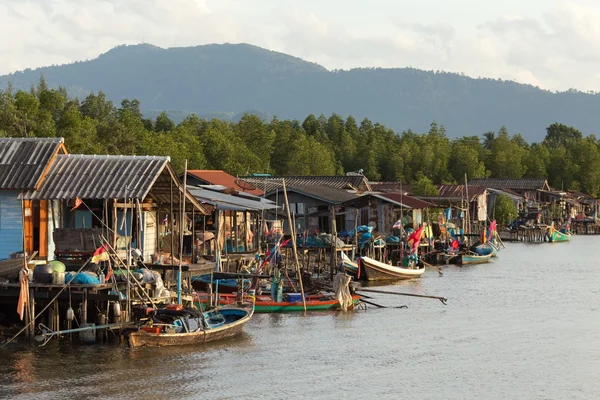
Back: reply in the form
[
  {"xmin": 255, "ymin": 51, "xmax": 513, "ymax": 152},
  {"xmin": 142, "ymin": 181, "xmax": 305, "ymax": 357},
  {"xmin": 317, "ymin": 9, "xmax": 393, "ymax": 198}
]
[{"xmin": 0, "ymin": 137, "xmax": 593, "ymax": 349}]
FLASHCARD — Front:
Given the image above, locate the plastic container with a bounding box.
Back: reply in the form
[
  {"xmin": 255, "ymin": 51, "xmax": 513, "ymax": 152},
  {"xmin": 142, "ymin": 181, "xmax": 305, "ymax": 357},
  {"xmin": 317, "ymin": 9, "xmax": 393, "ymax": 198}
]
[
  {"xmin": 33, "ymin": 264, "xmax": 54, "ymax": 284},
  {"xmin": 141, "ymin": 326, "xmax": 161, "ymax": 334},
  {"xmin": 286, "ymin": 293, "xmax": 304, "ymax": 303},
  {"xmin": 52, "ymin": 271, "xmax": 65, "ymax": 285}
]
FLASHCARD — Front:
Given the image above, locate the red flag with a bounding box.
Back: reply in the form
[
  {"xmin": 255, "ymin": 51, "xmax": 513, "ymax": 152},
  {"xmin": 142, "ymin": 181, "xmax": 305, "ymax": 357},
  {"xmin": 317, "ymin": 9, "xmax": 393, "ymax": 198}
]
[
  {"xmin": 92, "ymin": 245, "xmax": 110, "ymax": 263},
  {"xmin": 407, "ymin": 226, "xmax": 424, "ymax": 254},
  {"xmin": 490, "ymin": 220, "xmax": 497, "ymax": 233}
]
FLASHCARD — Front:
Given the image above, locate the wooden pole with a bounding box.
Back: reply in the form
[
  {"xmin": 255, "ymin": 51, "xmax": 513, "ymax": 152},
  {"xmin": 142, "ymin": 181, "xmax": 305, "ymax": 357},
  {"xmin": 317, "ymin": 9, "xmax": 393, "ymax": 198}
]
[
  {"xmin": 282, "ymin": 179, "xmax": 306, "ymax": 312},
  {"xmin": 330, "ymin": 206, "xmax": 337, "ymax": 281},
  {"xmin": 352, "ymin": 208, "xmax": 358, "ymax": 260},
  {"xmin": 178, "ymin": 160, "xmax": 187, "ymax": 305}
]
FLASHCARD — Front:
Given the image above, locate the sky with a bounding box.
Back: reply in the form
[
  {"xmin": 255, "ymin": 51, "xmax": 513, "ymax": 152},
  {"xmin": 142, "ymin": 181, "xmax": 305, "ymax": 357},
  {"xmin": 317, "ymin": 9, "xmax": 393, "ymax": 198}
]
[{"xmin": 2, "ymin": 0, "xmax": 600, "ymax": 91}]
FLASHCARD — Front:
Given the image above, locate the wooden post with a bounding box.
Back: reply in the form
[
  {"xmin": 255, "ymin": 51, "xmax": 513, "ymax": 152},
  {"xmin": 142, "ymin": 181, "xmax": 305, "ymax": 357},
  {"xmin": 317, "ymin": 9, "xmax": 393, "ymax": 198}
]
[
  {"xmin": 282, "ymin": 179, "xmax": 306, "ymax": 312},
  {"xmin": 352, "ymin": 208, "xmax": 358, "ymax": 260},
  {"xmin": 178, "ymin": 160, "xmax": 187, "ymax": 305},
  {"xmin": 330, "ymin": 206, "xmax": 337, "ymax": 281}
]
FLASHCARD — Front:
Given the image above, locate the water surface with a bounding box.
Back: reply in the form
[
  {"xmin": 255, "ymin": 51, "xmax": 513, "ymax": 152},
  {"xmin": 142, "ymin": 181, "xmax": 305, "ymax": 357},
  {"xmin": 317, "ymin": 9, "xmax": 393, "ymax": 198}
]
[{"xmin": 1, "ymin": 237, "xmax": 599, "ymax": 399}]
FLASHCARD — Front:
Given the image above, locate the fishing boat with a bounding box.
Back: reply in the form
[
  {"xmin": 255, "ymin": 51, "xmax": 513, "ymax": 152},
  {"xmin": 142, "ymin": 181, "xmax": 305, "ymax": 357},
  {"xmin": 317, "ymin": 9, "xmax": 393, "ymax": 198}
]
[
  {"xmin": 360, "ymin": 256, "xmax": 425, "ymax": 281},
  {"xmin": 471, "ymin": 243, "xmax": 496, "ymax": 257},
  {"xmin": 488, "ymin": 242, "xmax": 499, "ymax": 257},
  {"xmin": 548, "ymin": 226, "xmax": 571, "ymax": 243},
  {"xmin": 191, "ymin": 274, "xmax": 251, "ymax": 294},
  {"xmin": 196, "ymin": 292, "xmax": 361, "ymax": 313},
  {"xmin": 340, "ymin": 252, "xmax": 360, "ymax": 279},
  {"xmin": 461, "ymin": 252, "xmax": 492, "ymax": 265},
  {"xmin": 126, "ymin": 302, "xmax": 254, "ymax": 348}
]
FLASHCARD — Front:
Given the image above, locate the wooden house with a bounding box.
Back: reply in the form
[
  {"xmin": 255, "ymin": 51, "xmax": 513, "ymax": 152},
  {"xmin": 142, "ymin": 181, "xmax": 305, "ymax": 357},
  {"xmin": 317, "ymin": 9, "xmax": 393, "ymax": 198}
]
[
  {"xmin": 0, "ymin": 137, "xmax": 67, "ymax": 260},
  {"xmin": 264, "ymin": 185, "xmax": 358, "ymax": 234},
  {"xmin": 341, "ymin": 192, "xmax": 434, "ymax": 234},
  {"xmin": 468, "ymin": 178, "xmax": 550, "ymax": 204},
  {"xmin": 21, "ymin": 154, "xmax": 210, "ymax": 265}
]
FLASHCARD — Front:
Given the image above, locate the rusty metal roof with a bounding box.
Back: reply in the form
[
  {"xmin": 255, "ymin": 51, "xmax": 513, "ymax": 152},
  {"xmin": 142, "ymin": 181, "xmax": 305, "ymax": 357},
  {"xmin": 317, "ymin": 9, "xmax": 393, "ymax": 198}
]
[
  {"xmin": 468, "ymin": 178, "xmax": 549, "ymax": 191},
  {"xmin": 241, "ymin": 175, "xmax": 371, "ymax": 193},
  {"xmin": 437, "ymin": 184, "xmax": 487, "ymax": 202},
  {"xmin": 0, "ymin": 137, "xmax": 65, "ymax": 190}
]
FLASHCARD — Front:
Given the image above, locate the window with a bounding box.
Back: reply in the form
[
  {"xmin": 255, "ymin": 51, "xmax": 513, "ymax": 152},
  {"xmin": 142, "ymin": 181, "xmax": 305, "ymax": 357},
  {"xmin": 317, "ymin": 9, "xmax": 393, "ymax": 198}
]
[
  {"xmin": 288, "ymin": 203, "xmax": 305, "ymax": 215},
  {"xmin": 360, "ymin": 208, "xmax": 369, "ymax": 226}
]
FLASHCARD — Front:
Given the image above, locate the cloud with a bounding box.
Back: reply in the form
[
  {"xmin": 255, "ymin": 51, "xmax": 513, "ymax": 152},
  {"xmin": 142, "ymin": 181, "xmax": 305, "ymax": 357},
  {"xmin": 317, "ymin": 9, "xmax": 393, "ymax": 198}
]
[{"xmin": 2, "ymin": 0, "xmax": 600, "ymax": 91}]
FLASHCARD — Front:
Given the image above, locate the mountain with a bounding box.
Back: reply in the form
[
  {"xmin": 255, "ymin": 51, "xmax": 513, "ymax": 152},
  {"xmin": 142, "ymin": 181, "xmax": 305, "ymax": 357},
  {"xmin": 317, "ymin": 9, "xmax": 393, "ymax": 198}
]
[{"xmin": 2, "ymin": 43, "xmax": 600, "ymax": 142}]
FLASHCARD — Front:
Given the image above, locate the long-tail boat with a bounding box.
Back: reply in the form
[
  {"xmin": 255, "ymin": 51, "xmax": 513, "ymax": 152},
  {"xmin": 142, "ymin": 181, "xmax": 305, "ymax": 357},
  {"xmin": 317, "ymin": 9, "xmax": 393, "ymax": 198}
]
[
  {"xmin": 461, "ymin": 252, "xmax": 492, "ymax": 265},
  {"xmin": 548, "ymin": 226, "xmax": 571, "ymax": 243},
  {"xmin": 360, "ymin": 256, "xmax": 425, "ymax": 281},
  {"xmin": 125, "ymin": 302, "xmax": 254, "ymax": 348},
  {"xmin": 340, "ymin": 252, "xmax": 360, "ymax": 279},
  {"xmin": 196, "ymin": 292, "xmax": 360, "ymax": 313}
]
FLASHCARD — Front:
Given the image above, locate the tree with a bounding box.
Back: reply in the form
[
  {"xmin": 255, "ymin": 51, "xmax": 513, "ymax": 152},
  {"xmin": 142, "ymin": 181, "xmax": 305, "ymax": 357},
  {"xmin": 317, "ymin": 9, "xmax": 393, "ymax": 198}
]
[
  {"xmin": 411, "ymin": 173, "xmax": 439, "ymax": 196},
  {"xmin": 154, "ymin": 111, "xmax": 174, "ymax": 132},
  {"xmin": 494, "ymin": 194, "xmax": 518, "ymax": 225}
]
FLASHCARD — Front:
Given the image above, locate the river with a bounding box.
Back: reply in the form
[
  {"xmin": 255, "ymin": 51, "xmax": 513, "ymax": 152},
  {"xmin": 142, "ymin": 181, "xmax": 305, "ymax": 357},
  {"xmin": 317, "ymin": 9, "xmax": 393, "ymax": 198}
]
[{"xmin": 1, "ymin": 237, "xmax": 599, "ymax": 399}]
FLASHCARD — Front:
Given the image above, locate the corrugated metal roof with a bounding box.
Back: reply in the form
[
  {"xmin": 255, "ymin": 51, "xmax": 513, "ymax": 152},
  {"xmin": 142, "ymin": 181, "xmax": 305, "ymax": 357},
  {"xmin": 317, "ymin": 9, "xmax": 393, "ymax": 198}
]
[
  {"xmin": 468, "ymin": 178, "xmax": 549, "ymax": 191},
  {"xmin": 22, "ymin": 154, "xmax": 169, "ymax": 200},
  {"xmin": 187, "ymin": 170, "xmax": 264, "ymax": 196},
  {"xmin": 377, "ymin": 193, "xmax": 435, "ymax": 209},
  {"xmin": 241, "ymin": 175, "xmax": 372, "ymax": 193},
  {"xmin": 0, "ymin": 137, "xmax": 65, "ymax": 190},
  {"xmin": 437, "ymin": 184, "xmax": 487, "ymax": 202},
  {"xmin": 189, "ymin": 187, "xmax": 278, "ymax": 211},
  {"xmin": 267, "ymin": 185, "xmax": 358, "ymax": 204}
]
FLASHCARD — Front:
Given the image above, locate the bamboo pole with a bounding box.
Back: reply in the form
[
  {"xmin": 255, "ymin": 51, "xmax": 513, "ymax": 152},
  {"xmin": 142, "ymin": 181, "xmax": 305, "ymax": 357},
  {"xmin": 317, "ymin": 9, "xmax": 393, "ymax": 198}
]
[{"xmin": 282, "ymin": 179, "xmax": 306, "ymax": 312}]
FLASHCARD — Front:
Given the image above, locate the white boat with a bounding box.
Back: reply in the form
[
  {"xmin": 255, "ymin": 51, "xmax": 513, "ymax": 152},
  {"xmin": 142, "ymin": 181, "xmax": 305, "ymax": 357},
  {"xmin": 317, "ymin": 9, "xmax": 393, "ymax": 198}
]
[{"xmin": 360, "ymin": 256, "xmax": 425, "ymax": 281}]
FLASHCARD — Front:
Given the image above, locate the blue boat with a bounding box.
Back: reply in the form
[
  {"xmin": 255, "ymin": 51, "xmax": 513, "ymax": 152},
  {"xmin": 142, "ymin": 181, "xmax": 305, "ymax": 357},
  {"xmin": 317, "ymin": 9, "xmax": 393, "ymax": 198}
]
[{"xmin": 461, "ymin": 252, "xmax": 492, "ymax": 265}]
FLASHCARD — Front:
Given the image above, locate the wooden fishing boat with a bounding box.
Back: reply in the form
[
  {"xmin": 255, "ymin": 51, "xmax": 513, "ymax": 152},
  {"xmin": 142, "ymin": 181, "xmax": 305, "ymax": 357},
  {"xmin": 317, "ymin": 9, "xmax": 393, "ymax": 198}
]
[
  {"xmin": 471, "ymin": 243, "xmax": 496, "ymax": 257},
  {"xmin": 461, "ymin": 252, "xmax": 492, "ymax": 265},
  {"xmin": 340, "ymin": 252, "xmax": 360, "ymax": 279},
  {"xmin": 360, "ymin": 256, "xmax": 425, "ymax": 281},
  {"xmin": 191, "ymin": 275, "xmax": 251, "ymax": 294},
  {"xmin": 488, "ymin": 242, "xmax": 499, "ymax": 257},
  {"xmin": 549, "ymin": 228, "xmax": 571, "ymax": 243},
  {"xmin": 126, "ymin": 302, "xmax": 254, "ymax": 348},
  {"xmin": 196, "ymin": 292, "xmax": 361, "ymax": 313}
]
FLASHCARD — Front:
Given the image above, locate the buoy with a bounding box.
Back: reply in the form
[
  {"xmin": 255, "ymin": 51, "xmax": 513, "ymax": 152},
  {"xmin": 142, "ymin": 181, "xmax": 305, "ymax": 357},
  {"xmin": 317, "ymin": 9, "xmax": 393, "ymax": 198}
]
[
  {"xmin": 66, "ymin": 306, "xmax": 74, "ymax": 322},
  {"xmin": 112, "ymin": 302, "xmax": 121, "ymax": 318}
]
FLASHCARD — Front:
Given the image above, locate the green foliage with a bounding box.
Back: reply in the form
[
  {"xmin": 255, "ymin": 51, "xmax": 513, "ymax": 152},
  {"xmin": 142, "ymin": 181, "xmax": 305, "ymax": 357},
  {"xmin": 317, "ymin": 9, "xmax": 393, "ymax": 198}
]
[
  {"xmin": 412, "ymin": 173, "xmax": 439, "ymax": 196},
  {"xmin": 0, "ymin": 81, "xmax": 598, "ymax": 196},
  {"xmin": 494, "ymin": 194, "xmax": 518, "ymax": 225}
]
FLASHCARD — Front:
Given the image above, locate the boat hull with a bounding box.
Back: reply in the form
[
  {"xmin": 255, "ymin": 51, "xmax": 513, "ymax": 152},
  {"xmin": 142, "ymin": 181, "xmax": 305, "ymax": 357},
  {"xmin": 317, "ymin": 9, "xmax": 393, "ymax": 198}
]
[
  {"xmin": 360, "ymin": 256, "xmax": 425, "ymax": 281},
  {"xmin": 461, "ymin": 253, "xmax": 492, "ymax": 265},
  {"xmin": 549, "ymin": 230, "xmax": 571, "ymax": 242},
  {"xmin": 196, "ymin": 293, "xmax": 361, "ymax": 313},
  {"xmin": 127, "ymin": 304, "xmax": 253, "ymax": 348}
]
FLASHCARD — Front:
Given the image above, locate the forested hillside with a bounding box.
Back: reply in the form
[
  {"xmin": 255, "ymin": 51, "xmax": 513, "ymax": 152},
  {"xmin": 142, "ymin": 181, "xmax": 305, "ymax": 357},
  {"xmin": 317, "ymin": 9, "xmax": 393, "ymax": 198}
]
[
  {"xmin": 2, "ymin": 43, "xmax": 600, "ymax": 142},
  {"xmin": 1, "ymin": 81, "xmax": 599, "ymax": 196}
]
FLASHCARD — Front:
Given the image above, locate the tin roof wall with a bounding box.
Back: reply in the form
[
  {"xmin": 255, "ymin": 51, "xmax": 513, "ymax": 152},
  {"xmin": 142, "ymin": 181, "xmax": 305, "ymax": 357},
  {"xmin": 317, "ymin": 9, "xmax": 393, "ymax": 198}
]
[
  {"xmin": 187, "ymin": 170, "xmax": 264, "ymax": 196},
  {"xmin": 241, "ymin": 175, "xmax": 371, "ymax": 193},
  {"xmin": 468, "ymin": 178, "xmax": 549, "ymax": 191},
  {"xmin": 0, "ymin": 137, "xmax": 66, "ymax": 190}
]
